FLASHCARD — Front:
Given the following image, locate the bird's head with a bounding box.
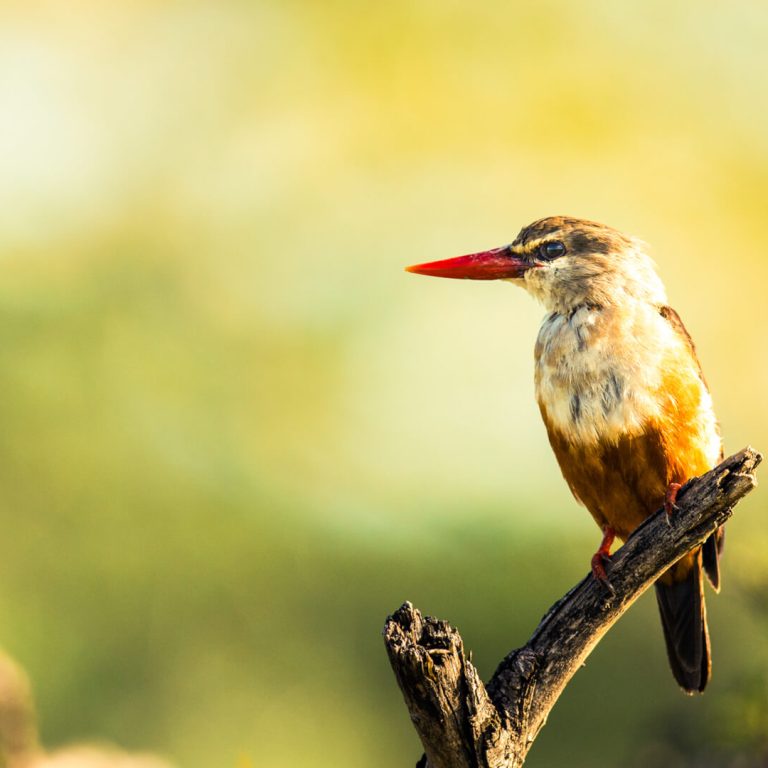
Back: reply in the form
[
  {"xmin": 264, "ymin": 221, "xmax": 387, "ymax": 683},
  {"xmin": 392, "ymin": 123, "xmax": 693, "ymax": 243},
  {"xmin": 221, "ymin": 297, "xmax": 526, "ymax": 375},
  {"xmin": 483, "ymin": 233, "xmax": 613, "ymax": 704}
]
[{"xmin": 406, "ymin": 217, "xmax": 667, "ymax": 313}]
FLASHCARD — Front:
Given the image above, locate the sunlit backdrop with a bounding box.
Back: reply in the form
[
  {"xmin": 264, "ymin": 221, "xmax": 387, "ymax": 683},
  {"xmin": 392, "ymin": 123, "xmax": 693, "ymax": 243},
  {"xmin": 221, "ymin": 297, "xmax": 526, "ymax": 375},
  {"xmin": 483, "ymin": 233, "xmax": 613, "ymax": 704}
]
[{"xmin": 0, "ymin": 1, "xmax": 767, "ymax": 766}]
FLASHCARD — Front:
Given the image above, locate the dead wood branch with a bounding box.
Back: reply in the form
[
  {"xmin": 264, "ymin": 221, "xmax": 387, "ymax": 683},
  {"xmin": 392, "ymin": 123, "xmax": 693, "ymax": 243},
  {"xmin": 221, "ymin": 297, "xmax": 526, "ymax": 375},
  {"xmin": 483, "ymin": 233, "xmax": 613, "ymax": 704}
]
[{"xmin": 383, "ymin": 446, "xmax": 762, "ymax": 768}]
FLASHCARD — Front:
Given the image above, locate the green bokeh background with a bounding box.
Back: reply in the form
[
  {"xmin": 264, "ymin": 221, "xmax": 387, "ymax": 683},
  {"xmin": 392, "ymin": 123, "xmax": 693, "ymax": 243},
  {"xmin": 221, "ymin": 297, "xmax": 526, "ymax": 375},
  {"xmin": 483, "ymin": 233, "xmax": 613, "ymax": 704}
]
[{"xmin": 1, "ymin": 2, "xmax": 767, "ymax": 766}]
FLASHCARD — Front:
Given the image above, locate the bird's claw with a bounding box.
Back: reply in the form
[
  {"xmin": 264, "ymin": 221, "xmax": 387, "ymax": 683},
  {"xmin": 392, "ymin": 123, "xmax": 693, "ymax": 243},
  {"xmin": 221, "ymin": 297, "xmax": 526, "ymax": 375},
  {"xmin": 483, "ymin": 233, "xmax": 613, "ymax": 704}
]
[
  {"xmin": 591, "ymin": 525, "xmax": 616, "ymax": 593},
  {"xmin": 591, "ymin": 552, "xmax": 608, "ymax": 580},
  {"xmin": 664, "ymin": 482, "xmax": 683, "ymax": 524},
  {"xmin": 664, "ymin": 505, "xmax": 680, "ymax": 526},
  {"xmin": 591, "ymin": 553, "xmax": 615, "ymax": 594}
]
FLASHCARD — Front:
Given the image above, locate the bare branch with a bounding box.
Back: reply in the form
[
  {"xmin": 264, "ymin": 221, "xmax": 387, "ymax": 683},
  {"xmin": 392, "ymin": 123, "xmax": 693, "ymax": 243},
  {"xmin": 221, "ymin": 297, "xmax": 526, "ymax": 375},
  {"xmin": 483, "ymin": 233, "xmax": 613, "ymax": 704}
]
[{"xmin": 384, "ymin": 446, "xmax": 762, "ymax": 768}]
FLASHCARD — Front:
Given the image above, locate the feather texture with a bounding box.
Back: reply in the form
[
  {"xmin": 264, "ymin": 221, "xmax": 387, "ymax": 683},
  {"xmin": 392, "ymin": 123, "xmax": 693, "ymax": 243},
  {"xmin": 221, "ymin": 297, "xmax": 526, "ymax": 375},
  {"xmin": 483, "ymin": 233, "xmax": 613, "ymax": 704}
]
[{"xmin": 526, "ymin": 223, "xmax": 723, "ymax": 692}]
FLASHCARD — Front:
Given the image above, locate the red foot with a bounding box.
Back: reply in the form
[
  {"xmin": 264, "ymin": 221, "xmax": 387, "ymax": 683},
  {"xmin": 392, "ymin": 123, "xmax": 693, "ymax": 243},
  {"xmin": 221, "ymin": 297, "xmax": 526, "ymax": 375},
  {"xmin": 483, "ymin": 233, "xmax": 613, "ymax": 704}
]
[
  {"xmin": 591, "ymin": 526, "xmax": 616, "ymax": 583},
  {"xmin": 665, "ymin": 482, "xmax": 683, "ymax": 518}
]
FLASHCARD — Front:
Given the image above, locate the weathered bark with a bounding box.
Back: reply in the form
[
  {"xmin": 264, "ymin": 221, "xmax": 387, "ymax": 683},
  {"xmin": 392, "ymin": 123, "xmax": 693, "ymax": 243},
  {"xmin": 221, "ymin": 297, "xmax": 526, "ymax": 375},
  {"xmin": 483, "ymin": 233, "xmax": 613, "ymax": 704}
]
[{"xmin": 384, "ymin": 446, "xmax": 762, "ymax": 768}]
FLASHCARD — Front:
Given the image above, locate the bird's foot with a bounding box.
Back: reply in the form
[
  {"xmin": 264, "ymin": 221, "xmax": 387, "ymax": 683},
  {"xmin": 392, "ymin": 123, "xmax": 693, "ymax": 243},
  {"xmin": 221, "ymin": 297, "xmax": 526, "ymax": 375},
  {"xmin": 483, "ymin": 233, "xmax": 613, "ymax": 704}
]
[
  {"xmin": 591, "ymin": 526, "xmax": 616, "ymax": 591},
  {"xmin": 664, "ymin": 482, "xmax": 683, "ymax": 524}
]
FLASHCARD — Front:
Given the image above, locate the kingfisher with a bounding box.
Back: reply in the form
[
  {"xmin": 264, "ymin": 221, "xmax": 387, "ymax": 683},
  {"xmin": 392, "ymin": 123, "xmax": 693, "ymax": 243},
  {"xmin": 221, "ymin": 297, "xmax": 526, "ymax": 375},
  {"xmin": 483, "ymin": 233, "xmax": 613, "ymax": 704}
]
[{"xmin": 406, "ymin": 216, "xmax": 723, "ymax": 694}]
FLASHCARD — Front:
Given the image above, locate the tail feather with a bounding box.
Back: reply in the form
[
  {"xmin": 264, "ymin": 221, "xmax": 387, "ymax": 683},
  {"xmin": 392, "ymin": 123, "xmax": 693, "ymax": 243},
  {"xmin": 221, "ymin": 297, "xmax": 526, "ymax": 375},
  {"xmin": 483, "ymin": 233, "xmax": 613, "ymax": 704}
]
[
  {"xmin": 654, "ymin": 556, "xmax": 710, "ymax": 694},
  {"xmin": 702, "ymin": 526, "xmax": 725, "ymax": 592}
]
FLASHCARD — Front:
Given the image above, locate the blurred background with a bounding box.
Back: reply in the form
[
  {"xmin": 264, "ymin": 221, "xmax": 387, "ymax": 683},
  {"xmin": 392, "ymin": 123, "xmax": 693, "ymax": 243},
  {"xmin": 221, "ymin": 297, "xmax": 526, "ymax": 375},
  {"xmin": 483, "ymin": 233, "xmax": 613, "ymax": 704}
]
[{"xmin": 0, "ymin": 1, "xmax": 766, "ymax": 766}]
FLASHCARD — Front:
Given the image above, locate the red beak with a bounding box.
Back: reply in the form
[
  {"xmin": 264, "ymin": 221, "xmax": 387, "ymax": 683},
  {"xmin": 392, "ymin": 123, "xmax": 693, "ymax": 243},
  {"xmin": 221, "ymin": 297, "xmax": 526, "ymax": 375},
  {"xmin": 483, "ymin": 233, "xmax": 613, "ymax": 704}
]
[{"xmin": 405, "ymin": 246, "xmax": 532, "ymax": 280}]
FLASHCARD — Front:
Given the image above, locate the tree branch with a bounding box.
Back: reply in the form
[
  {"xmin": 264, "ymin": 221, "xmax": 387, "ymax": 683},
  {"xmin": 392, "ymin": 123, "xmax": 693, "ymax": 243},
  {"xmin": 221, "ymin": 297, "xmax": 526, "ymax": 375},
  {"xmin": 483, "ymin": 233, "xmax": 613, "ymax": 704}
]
[{"xmin": 383, "ymin": 446, "xmax": 762, "ymax": 768}]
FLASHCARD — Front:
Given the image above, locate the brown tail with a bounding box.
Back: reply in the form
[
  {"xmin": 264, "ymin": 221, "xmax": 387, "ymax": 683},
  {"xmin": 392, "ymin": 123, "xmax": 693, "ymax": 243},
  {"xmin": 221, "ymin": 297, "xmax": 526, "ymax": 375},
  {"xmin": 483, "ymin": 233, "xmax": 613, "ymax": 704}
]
[
  {"xmin": 702, "ymin": 526, "xmax": 725, "ymax": 592},
  {"xmin": 654, "ymin": 554, "xmax": 711, "ymax": 694}
]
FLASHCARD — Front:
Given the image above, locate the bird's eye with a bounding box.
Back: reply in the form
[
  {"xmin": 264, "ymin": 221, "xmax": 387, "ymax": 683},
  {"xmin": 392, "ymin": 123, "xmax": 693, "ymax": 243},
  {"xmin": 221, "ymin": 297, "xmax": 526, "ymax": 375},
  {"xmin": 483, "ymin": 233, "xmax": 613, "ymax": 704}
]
[{"xmin": 539, "ymin": 241, "xmax": 566, "ymax": 260}]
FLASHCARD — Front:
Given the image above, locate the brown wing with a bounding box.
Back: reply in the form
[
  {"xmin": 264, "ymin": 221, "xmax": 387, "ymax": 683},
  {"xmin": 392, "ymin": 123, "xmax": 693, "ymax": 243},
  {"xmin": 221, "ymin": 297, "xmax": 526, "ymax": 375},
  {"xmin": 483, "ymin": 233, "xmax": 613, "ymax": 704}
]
[
  {"xmin": 659, "ymin": 305, "xmax": 724, "ymax": 590},
  {"xmin": 659, "ymin": 306, "xmax": 707, "ymax": 386}
]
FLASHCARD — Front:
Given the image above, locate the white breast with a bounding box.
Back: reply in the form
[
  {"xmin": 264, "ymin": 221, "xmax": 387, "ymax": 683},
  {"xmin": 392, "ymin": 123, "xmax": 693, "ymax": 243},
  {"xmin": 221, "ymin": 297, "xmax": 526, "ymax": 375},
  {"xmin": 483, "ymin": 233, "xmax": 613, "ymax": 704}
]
[{"xmin": 534, "ymin": 303, "xmax": 678, "ymax": 445}]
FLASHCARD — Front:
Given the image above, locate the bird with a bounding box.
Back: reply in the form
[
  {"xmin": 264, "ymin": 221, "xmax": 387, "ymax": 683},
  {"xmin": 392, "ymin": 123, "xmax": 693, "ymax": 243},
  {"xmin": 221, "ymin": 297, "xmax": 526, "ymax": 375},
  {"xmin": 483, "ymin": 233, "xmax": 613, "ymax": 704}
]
[{"xmin": 405, "ymin": 216, "xmax": 724, "ymax": 694}]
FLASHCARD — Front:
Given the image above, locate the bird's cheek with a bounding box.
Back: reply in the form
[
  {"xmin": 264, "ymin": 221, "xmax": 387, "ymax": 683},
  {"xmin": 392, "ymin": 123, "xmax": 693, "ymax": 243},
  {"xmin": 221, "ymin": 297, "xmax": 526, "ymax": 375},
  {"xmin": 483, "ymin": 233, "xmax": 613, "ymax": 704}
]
[{"xmin": 523, "ymin": 264, "xmax": 547, "ymax": 289}]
